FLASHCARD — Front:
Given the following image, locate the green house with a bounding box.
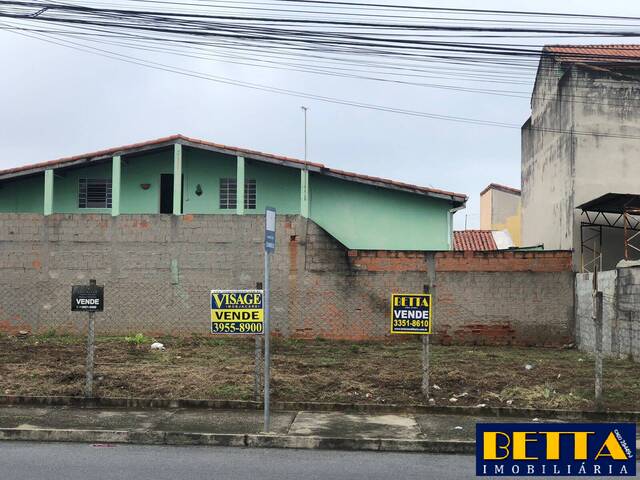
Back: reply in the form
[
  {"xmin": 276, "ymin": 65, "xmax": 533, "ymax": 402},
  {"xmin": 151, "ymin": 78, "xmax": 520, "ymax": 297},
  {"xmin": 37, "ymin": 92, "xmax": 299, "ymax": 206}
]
[{"xmin": 0, "ymin": 135, "xmax": 466, "ymax": 250}]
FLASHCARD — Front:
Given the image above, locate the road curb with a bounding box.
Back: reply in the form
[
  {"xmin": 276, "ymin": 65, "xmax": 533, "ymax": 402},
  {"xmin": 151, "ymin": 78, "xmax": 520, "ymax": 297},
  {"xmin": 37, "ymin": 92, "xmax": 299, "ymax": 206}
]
[
  {"xmin": 0, "ymin": 427, "xmax": 476, "ymax": 454},
  {"xmin": 1, "ymin": 395, "xmax": 639, "ymax": 422}
]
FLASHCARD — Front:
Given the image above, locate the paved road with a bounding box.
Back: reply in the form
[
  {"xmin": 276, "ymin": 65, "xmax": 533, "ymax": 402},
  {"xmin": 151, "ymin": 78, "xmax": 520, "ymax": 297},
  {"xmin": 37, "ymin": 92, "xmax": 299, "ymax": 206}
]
[
  {"xmin": 0, "ymin": 442, "xmax": 637, "ymax": 480},
  {"xmin": 0, "ymin": 442, "xmax": 462, "ymax": 480}
]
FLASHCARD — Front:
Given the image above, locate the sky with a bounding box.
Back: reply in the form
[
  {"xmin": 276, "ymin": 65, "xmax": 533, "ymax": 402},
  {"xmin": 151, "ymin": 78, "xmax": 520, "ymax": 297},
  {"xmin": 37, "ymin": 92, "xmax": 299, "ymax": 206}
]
[{"xmin": 0, "ymin": 0, "xmax": 638, "ymax": 229}]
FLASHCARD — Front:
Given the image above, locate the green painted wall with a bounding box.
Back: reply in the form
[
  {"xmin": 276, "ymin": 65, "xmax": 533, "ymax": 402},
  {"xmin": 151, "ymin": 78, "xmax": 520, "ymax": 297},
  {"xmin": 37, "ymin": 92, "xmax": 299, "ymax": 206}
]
[
  {"xmin": 0, "ymin": 146, "xmax": 455, "ymax": 250},
  {"xmin": 182, "ymin": 148, "xmax": 236, "ymax": 214},
  {"xmin": 121, "ymin": 150, "xmax": 173, "ymax": 214},
  {"xmin": 182, "ymin": 148, "xmax": 299, "ymax": 214},
  {"xmin": 53, "ymin": 162, "xmax": 112, "ymax": 213},
  {"xmin": 0, "ymin": 148, "xmax": 302, "ymax": 216},
  {"xmin": 245, "ymin": 160, "xmax": 300, "ymax": 214},
  {"xmin": 0, "ymin": 174, "xmax": 44, "ymax": 213},
  {"xmin": 309, "ymin": 174, "xmax": 452, "ymax": 250}
]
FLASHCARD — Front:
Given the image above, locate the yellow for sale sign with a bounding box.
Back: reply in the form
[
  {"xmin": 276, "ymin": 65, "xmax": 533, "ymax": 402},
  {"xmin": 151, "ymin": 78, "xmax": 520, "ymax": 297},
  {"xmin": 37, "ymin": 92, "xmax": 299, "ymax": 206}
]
[
  {"xmin": 211, "ymin": 290, "xmax": 264, "ymax": 335},
  {"xmin": 390, "ymin": 293, "xmax": 432, "ymax": 335}
]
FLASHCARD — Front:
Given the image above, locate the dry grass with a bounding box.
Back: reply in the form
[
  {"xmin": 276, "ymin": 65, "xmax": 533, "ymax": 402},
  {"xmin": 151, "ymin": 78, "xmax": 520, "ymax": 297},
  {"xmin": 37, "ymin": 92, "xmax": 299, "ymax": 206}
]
[{"xmin": 0, "ymin": 333, "xmax": 638, "ymax": 411}]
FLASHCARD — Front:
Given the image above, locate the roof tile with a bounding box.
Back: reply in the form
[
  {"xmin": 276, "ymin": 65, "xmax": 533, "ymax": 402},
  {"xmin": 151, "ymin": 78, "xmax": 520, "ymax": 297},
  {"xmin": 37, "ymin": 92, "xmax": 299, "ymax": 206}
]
[
  {"xmin": 0, "ymin": 134, "xmax": 467, "ymax": 203},
  {"xmin": 544, "ymin": 44, "xmax": 640, "ymax": 64},
  {"xmin": 454, "ymin": 230, "xmax": 498, "ymax": 251}
]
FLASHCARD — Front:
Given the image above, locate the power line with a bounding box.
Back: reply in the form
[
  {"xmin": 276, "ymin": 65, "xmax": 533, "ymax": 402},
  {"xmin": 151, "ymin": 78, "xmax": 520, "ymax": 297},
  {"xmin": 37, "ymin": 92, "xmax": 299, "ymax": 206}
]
[
  {"xmin": 1, "ymin": 0, "xmax": 639, "ymax": 139},
  {"xmin": 5, "ymin": 24, "xmax": 640, "ymax": 141},
  {"xmin": 1, "ymin": 0, "xmax": 637, "ymax": 78},
  {"xmin": 3, "ymin": 16, "xmax": 639, "ymax": 108}
]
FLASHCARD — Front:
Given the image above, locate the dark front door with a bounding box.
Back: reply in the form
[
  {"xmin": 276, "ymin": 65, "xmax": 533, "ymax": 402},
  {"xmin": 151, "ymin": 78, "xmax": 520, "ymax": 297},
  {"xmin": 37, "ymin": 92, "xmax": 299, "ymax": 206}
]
[
  {"xmin": 160, "ymin": 174, "xmax": 174, "ymax": 214},
  {"xmin": 160, "ymin": 174, "xmax": 185, "ymax": 214}
]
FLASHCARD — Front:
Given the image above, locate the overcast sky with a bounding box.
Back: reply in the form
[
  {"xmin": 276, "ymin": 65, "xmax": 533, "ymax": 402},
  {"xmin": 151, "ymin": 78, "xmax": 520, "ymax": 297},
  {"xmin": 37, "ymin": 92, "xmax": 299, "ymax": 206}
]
[{"xmin": 0, "ymin": 0, "xmax": 638, "ymax": 229}]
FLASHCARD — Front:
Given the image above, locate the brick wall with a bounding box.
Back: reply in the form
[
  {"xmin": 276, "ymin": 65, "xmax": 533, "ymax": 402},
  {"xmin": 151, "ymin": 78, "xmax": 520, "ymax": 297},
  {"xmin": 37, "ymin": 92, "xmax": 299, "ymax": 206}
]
[
  {"xmin": 344, "ymin": 249, "xmax": 574, "ymax": 345},
  {"xmin": 435, "ymin": 250, "xmax": 572, "ymax": 272},
  {"xmin": 0, "ymin": 214, "xmax": 574, "ymax": 345}
]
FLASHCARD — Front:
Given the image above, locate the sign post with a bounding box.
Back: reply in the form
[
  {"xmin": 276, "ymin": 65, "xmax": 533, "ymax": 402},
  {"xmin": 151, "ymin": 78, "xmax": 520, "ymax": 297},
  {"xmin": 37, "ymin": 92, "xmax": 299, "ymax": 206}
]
[
  {"xmin": 72, "ymin": 279, "xmax": 104, "ymax": 398},
  {"xmin": 263, "ymin": 207, "xmax": 276, "ymax": 433},
  {"xmin": 421, "ymin": 286, "xmax": 431, "ymax": 398},
  {"xmin": 86, "ymin": 307, "xmax": 95, "ymax": 398},
  {"xmin": 425, "ymin": 253, "xmax": 436, "ymax": 397},
  {"xmin": 390, "ymin": 287, "xmax": 433, "ymax": 398},
  {"xmin": 208, "ymin": 208, "xmax": 275, "ymax": 431},
  {"xmin": 210, "ymin": 289, "xmax": 264, "ymax": 399}
]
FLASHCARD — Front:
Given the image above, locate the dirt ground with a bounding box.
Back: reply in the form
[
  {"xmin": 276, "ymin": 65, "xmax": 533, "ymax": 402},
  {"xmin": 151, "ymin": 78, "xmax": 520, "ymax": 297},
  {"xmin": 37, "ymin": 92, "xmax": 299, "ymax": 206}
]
[{"xmin": 0, "ymin": 333, "xmax": 638, "ymax": 411}]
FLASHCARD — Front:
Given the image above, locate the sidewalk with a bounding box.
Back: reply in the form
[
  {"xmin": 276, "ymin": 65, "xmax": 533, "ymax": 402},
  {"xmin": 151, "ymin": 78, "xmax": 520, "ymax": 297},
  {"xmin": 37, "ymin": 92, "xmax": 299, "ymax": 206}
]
[{"xmin": 3, "ymin": 404, "xmax": 637, "ymax": 454}]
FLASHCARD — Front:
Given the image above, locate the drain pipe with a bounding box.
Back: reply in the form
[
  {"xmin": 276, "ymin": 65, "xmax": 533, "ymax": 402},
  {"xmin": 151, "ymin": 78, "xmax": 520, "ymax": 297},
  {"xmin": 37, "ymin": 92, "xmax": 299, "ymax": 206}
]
[{"xmin": 448, "ymin": 205, "xmax": 466, "ymax": 249}]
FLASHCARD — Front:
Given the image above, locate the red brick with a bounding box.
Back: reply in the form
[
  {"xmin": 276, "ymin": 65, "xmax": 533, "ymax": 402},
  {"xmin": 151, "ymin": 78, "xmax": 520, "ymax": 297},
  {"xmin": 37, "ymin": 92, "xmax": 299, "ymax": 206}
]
[{"xmin": 435, "ymin": 250, "xmax": 571, "ymax": 273}]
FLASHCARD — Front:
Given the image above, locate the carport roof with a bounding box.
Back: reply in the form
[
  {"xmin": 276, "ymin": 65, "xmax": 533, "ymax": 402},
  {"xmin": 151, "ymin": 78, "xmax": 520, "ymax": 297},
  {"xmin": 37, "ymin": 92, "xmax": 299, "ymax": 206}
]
[{"xmin": 577, "ymin": 193, "xmax": 640, "ymax": 214}]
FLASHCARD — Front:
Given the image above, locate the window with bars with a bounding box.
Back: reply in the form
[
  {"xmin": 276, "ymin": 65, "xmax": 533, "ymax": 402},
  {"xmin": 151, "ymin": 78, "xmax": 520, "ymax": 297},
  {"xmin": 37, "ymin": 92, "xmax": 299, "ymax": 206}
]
[
  {"xmin": 219, "ymin": 178, "xmax": 257, "ymax": 210},
  {"xmin": 219, "ymin": 178, "xmax": 237, "ymax": 209},
  {"xmin": 244, "ymin": 179, "xmax": 256, "ymax": 210},
  {"xmin": 78, "ymin": 178, "xmax": 112, "ymax": 209}
]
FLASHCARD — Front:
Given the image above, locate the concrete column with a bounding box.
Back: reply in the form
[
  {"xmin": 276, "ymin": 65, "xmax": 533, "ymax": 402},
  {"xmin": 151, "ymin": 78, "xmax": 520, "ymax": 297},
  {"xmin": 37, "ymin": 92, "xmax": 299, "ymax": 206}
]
[
  {"xmin": 173, "ymin": 144, "xmax": 182, "ymax": 215},
  {"xmin": 300, "ymin": 169, "xmax": 309, "ymax": 218},
  {"xmin": 236, "ymin": 156, "xmax": 245, "ymax": 215},
  {"xmin": 44, "ymin": 169, "xmax": 54, "ymax": 216},
  {"xmin": 111, "ymin": 155, "xmax": 121, "ymax": 217},
  {"xmin": 447, "ymin": 210, "xmax": 453, "ymax": 249}
]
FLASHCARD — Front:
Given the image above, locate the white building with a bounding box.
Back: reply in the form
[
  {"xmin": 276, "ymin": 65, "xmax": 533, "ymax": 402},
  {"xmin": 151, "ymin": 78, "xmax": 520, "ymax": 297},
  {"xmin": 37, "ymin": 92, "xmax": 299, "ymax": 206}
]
[{"xmin": 522, "ymin": 45, "xmax": 640, "ymax": 270}]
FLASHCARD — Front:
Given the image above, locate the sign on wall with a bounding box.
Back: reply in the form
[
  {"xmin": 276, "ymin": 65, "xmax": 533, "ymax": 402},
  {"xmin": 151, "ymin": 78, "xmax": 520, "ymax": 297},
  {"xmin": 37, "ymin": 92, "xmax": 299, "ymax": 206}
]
[
  {"xmin": 211, "ymin": 289, "xmax": 264, "ymax": 335},
  {"xmin": 390, "ymin": 293, "xmax": 432, "ymax": 334},
  {"xmin": 71, "ymin": 284, "xmax": 104, "ymax": 312}
]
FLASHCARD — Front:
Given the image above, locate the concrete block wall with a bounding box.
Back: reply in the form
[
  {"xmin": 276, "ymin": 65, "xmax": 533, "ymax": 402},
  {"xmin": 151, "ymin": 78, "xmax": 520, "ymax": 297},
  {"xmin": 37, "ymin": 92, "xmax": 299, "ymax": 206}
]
[
  {"xmin": 0, "ymin": 213, "xmax": 291, "ymax": 336},
  {"xmin": 575, "ymin": 271, "xmax": 616, "ymax": 356},
  {"xmin": 576, "ymin": 268, "xmax": 640, "ymax": 362},
  {"xmin": 614, "ymin": 267, "xmax": 640, "ymax": 360},
  {"xmin": 0, "ymin": 214, "xmax": 574, "ymax": 345}
]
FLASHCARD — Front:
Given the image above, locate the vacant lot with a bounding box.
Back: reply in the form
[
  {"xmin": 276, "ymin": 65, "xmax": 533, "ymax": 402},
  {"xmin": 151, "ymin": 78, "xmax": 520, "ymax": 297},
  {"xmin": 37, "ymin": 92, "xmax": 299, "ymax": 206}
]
[{"xmin": 0, "ymin": 333, "xmax": 638, "ymax": 411}]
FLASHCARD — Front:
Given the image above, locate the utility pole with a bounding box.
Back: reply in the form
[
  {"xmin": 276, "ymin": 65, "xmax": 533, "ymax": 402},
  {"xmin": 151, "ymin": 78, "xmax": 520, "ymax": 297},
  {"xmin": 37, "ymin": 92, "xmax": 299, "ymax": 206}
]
[{"xmin": 301, "ymin": 106, "xmax": 308, "ymax": 160}]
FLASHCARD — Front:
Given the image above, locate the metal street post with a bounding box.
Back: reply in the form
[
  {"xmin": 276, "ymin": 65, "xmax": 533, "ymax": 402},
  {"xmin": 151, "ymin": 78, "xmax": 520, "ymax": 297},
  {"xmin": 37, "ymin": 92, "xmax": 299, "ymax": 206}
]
[
  {"xmin": 263, "ymin": 207, "xmax": 276, "ymax": 432},
  {"xmin": 255, "ymin": 281, "xmax": 263, "ymax": 402}
]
